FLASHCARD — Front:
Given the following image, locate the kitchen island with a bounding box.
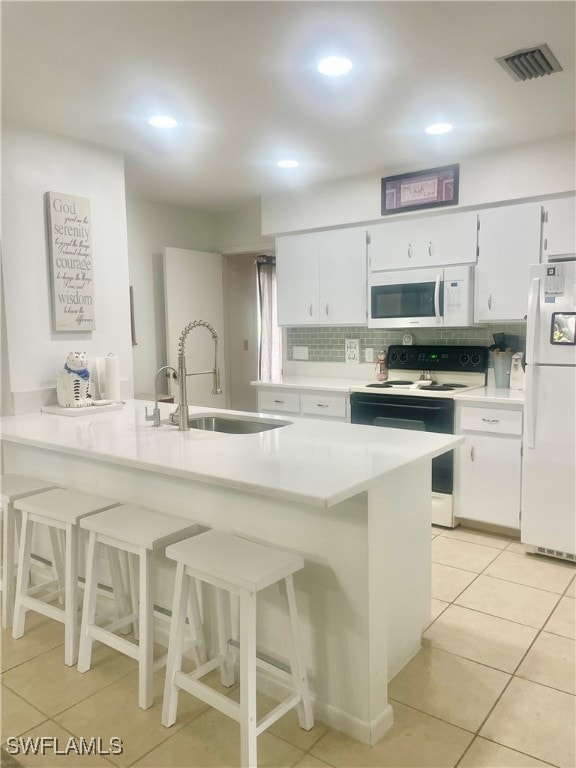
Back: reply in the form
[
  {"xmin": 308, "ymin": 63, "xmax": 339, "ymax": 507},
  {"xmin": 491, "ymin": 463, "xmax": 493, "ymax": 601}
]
[{"xmin": 0, "ymin": 401, "xmax": 461, "ymax": 745}]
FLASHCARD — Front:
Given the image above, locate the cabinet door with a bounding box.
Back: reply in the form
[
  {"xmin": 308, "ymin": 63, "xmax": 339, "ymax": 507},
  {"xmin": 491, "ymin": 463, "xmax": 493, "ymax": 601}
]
[
  {"xmin": 457, "ymin": 433, "xmax": 521, "ymax": 528},
  {"xmin": 276, "ymin": 233, "xmax": 320, "ymax": 325},
  {"xmin": 475, "ymin": 203, "xmax": 541, "ymax": 322},
  {"xmin": 369, "ymin": 211, "xmax": 477, "ymax": 271},
  {"xmin": 318, "ymin": 228, "xmax": 367, "ymax": 325},
  {"xmin": 542, "ymin": 197, "xmax": 576, "ymax": 258}
]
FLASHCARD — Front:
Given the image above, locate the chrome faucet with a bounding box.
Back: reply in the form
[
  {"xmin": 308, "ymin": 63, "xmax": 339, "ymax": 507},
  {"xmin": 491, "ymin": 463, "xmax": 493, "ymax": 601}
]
[
  {"xmin": 145, "ymin": 365, "xmax": 179, "ymax": 427},
  {"xmin": 173, "ymin": 320, "xmax": 222, "ymax": 431}
]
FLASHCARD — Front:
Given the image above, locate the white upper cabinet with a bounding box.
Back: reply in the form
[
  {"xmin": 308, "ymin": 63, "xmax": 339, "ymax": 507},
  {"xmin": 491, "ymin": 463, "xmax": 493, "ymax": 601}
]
[
  {"xmin": 368, "ymin": 210, "xmax": 477, "ymax": 271},
  {"xmin": 475, "ymin": 202, "xmax": 541, "ymax": 323},
  {"xmin": 541, "ymin": 197, "xmax": 576, "ymax": 259},
  {"xmin": 276, "ymin": 227, "xmax": 367, "ymax": 326}
]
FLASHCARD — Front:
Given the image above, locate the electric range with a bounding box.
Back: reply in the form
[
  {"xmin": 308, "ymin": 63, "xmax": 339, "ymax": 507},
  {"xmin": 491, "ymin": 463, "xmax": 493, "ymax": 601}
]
[{"xmin": 350, "ymin": 345, "xmax": 488, "ymax": 527}]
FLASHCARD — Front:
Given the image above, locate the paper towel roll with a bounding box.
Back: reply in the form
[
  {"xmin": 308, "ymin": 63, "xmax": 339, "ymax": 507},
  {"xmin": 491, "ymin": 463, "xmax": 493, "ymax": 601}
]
[{"xmin": 105, "ymin": 354, "xmax": 121, "ymax": 402}]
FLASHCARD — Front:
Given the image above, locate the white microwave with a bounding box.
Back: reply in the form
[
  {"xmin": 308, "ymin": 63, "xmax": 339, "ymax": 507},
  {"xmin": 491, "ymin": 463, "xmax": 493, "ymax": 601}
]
[{"xmin": 368, "ymin": 265, "xmax": 474, "ymax": 329}]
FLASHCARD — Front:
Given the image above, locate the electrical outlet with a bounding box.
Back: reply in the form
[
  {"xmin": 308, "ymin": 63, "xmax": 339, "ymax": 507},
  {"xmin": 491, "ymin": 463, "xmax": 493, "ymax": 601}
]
[
  {"xmin": 364, "ymin": 348, "xmax": 374, "ymax": 363},
  {"xmin": 292, "ymin": 346, "xmax": 309, "ymax": 360}
]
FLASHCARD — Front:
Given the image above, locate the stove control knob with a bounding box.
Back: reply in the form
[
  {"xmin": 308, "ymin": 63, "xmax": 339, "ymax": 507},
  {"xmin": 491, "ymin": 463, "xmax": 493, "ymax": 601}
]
[
  {"xmin": 389, "ymin": 351, "xmax": 398, "ymax": 363},
  {"xmin": 459, "ymin": 353, "xmax": 469, "ymax": 365},
  {"xmin": 471, "ymin": 353, "xmax": 481, "ymax": 365},
  {"xmin": 399, "ymin": 353, "xmax": 408, "ymax": 363}
]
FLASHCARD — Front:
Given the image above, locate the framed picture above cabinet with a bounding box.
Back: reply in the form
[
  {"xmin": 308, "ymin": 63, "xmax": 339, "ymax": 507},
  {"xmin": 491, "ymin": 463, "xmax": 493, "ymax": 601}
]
[{"xmin": 381, "ymin": 164, "xmax": 459, "ymax": 216}]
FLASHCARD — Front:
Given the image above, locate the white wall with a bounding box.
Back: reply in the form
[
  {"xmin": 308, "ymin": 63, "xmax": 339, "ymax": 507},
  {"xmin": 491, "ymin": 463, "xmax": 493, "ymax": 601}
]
[
  {"xmin": 261, "ymin": 133, "xmax": 576, "ymax": 235},
  {"xmin": 125, "ymin": 198, "xmax": 215, "ymax": 395},
  {"xmin": 213, "ymin": 198, "xmax": 274, "ymax": 254},
  {"xmin": 1, "ymin": 123, "xmax": 134, "ymax": 414}
]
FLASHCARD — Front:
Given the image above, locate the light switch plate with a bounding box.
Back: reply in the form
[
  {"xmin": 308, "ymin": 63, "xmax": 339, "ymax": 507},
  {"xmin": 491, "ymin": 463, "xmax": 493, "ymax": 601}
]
[{"xmin": 292, "ymin": 346, "xmax": 309, "ymax": 360}]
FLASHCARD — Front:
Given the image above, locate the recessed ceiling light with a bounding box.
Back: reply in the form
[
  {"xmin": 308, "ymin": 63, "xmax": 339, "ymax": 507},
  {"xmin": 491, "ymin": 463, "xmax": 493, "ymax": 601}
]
[
  {"xmin": 425, "ymin": 122, "xmax": 453, "ymax": 135},
  {"xmin": 277, "ymin": 160, "xmax": 300, "ymax": 168},
  {"xmin": 148, "ymin": 115, "xmax": 178, "ymax": 129},
  {"xmin": 317, "ymin": 56, "xmax": 353, "ymax": 77}
]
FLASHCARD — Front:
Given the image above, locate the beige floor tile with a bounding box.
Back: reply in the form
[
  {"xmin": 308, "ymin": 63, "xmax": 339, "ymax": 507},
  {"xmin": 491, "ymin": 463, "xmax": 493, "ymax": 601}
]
[
  {"xmin": 481, "ymin": 677, "xmax": 576, "ymax": 768},
  {"xmin": 228, "ymin": 688, "xmax": 329, "ymax": 752},
  {"xmin": 544, "ymin": 596, "xmax": 576, "ymax": 639},
  {"xmin": 431, "ymin": 563, "xmax": 477, "ymax": 603},
  {"xmin": 54, "ymin": 670, "xmax": 209, "ymax": 767},
  {"xmin": 441, "ymin": 528, "xmax": 512, "ymax": 550},
  {"xmin": 459, "ymin": 737, "xmax": 551, "ymax": 767},
  {"xmin": 133, "ymin": 705, "xmax": 304, "ymax": 767},
  {"xmin": 1, "ymin": 686, "xmax": 48, "ymax": 740},
  {"xmin": 2, "ymin": 644, "xmax": 136, "ymax": 717},
  {"xmin": 423, "ymin": 605, "xmax": 537, "ymax": 673},
  {"xmin": 432, "ymin": 537, "xmax": 501, "ymax": 573},
  {"xmin": 566, "ymin": 577, "xmax": 576, "ymax": 598},
  {"xmin": 388, "ymin": 646, "xmax": 510, "ymax": 732},
  {"xmin": 1, "ymin": 618, "xmax": 64, "ymax": 673},
  {"xmin": 516, "ymin": 631, "xmax": 576, "ymax": 694},
  {"xmin": 292, "ymin": 755, "xmax": 334, "ymax": 768},
  {"xmin": 455, "ymin": 575, "xmax": 560, "ymax": 629},
  {"xmin": 426, "ymin": 598, "xmax": 449, "ymax": 627},
  {"xmin": 3, "ymin": 721, "xmax": 115, "ymax": 767},
  {"xmin": 484, "ymin": 551, "xmax": 576, "ymax": 594},
  {"xmin": 505, "ymin": 541, "xmax": 527, "ymax": 554},
  {"xmin": 310, "ymin": 700, "xmax": 473, "ymax": 768}
]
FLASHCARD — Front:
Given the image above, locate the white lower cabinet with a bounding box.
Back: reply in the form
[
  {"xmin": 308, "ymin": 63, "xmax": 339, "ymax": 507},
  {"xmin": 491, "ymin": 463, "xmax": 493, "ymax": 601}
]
[
  {"xmin": 257, "ymin": 387, "xmax": 348, "ymax": 422},
  {"xmin": 454, "ymin": 402, "xmax": 523, "ymax": 529}
]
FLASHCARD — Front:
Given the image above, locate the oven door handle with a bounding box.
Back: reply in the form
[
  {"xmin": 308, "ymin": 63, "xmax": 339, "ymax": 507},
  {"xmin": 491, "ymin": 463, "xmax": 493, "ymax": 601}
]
[{"xmin": 352, "ymin": 398, "xmax": 448, "ymax": 412}]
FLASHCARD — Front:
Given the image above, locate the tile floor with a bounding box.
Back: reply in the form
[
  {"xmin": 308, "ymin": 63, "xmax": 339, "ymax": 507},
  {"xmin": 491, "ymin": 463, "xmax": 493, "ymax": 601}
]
[{"xmin": 1, "ymin": 526, "xmax": 575, "ymax": 768}]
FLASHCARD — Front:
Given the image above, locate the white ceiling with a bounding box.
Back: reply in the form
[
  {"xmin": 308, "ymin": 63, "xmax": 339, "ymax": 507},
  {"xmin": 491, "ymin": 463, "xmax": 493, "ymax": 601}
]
[{"xmin": 2, "ymin": 1, "xmax": 575, "ymax": 211}]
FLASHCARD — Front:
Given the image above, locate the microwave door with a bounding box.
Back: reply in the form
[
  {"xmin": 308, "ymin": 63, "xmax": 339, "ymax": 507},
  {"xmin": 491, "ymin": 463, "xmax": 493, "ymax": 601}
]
[{"xmin": 369, "ymin": 270, "xmax": 444, "ymax": 328}]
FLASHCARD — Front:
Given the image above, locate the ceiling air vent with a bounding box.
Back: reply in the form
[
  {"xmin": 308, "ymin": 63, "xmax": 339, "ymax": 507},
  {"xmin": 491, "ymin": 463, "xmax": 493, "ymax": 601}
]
[{"xmin": 496, "ymin": 43, "xmax": 563, "ymax": 81}]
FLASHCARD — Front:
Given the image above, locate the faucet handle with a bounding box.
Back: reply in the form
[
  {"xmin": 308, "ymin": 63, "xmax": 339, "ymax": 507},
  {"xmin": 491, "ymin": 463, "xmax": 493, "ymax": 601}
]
[{"xmin": 145, "ymin": 406, "xmax": 161, "ymax": 427}]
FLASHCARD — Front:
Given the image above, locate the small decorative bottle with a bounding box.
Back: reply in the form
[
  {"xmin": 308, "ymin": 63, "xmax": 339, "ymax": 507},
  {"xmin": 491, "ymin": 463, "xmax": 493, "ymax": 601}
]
[{"xmin": 376, "ymin": 349, "xmax": 388, "ymax": 381}]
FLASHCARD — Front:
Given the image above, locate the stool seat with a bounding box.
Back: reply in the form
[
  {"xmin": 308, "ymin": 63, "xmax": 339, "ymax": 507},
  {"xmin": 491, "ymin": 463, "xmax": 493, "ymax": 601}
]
[
  {"xmin": 78, "ymin": 505, "xmax": 204, "ymax": 710},
  {"xmin": 166, "ymin": 531, "xmax": 304, "ymax": 592},
  {"xmin": 12, "ymin": 489, "xmax": 120, "ymax": 666},
  {"xmin": 1, "ymin": 475, "xmax": 57, "ymax": 628},
  {"xmin": 80, "ymin": 505, "xmax": 199, "ymax": 549},
  {"xmin": 17, "ymin": 489, "xmax": 118, "ymax": 525}
]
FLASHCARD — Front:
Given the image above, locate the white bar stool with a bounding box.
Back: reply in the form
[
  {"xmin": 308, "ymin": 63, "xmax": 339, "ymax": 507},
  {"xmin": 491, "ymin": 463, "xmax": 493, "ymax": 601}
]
[
  {"xmin": 162, "ymin": 530, "xmax": 314, "ymax": 768},
  {"xmin": 1, "ymin": 474, "xmax": 58, "ymax": 628},
  {"xmin": 78, "ymin": 505, "xmax": 205, "ymax": 710},
  {"xmin": 12, "ymin": 488, "xmax": 120, "ymax": 665}
]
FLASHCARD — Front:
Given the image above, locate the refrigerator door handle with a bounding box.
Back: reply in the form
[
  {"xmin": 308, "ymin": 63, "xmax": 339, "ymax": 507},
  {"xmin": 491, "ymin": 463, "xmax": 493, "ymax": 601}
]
[
  {"xmin": 525, "ymin": 364, "xmax": 536, "ymax": 449},
  {"xmin": 526, "ymin": 277, "xmax": 540, "ymax": 366}
]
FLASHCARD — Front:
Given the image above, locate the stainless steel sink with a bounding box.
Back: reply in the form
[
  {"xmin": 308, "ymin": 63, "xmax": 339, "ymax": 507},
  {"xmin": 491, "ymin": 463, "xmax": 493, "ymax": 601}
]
[{"xmin": 162, "ymin": 413, "xmax": 291, "ymax": 434}]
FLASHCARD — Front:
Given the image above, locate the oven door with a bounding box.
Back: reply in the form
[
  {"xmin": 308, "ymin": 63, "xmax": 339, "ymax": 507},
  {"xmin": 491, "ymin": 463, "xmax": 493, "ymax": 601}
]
[
  {"xmin": 369, "ymin": 267, "xmax": 444, "ymax": 328},
  {"xmin": 350, "ymin": 392, "xmax": 454, "ymax": 494}
]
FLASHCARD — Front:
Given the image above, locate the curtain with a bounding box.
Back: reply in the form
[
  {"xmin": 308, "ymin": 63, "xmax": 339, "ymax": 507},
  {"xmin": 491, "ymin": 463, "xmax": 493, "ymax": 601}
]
[{"xmin": 257, "ymin": 257, "xmax": 282, "ymax": 382}]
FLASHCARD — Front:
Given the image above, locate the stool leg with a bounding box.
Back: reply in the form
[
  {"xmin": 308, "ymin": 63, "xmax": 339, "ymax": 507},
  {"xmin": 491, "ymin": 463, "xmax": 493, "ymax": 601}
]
[
  {"xmin": 64, "ymin": 523, "xmax": 79, "ymax": 666},
  {"xmin": 138, "ymin": 548, "xmax": 153, "ymax": 709},
  {"xmin": 77, "ymin": 531, "xmax": 99, "ymax": 673},
  {"xmin": 283, "ymin": 575, "xmax": 314, "ymax": 730},
  {"xmin": 216, "ymin": 587, "xmax": 235, "ymax": 687},
  {"xmin": 239, "ymin": 590, "xmax": 258, "ymax": 768},
  {"xmin": 12, "ymin": 510, "xmax": 33, "ymax": 639},
  {"xmin": 49, "ymin": 527, "xmax": 65, "ymax": 605},
  {"xmin": 128, "ymin": 553, "xmax": 139, "ymax": 641},
  {"xmin": 2, "ymin": 502, "xmax": 16, "ymax": 628},
  {"xmin": 108, "ymin": 547, "xmax": 131, "ymax": 636},
  {"xmin": 187, "ymin": 578, "xmax": 207, "ymax": 666},
  {"xmin": 162, "ymin": 562, "xmax": 189, "ymax": 727}
]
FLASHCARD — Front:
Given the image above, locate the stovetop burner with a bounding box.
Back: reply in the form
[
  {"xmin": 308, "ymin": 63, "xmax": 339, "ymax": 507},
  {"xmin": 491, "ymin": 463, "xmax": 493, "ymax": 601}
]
[{"xmin": 367, "ymin": 380, "xmax": 414, "ymax": 388}]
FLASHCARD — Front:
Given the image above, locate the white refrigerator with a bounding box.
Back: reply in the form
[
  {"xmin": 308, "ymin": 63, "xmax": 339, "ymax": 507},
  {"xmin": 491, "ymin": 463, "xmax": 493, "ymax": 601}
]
[{"xmin": 521, "ymin": 260, "xmax": 576, "ymax": 558}]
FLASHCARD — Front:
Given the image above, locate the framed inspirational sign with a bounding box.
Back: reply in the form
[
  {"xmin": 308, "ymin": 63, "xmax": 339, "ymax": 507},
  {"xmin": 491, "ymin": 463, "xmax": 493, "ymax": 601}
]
[
  {"xmin": 46, "ymin": 191, "xmax": 94, "ymax": 331},
  {"xmin": 381, "ymin": 163, "xmax": 459, "ymax": 216}
]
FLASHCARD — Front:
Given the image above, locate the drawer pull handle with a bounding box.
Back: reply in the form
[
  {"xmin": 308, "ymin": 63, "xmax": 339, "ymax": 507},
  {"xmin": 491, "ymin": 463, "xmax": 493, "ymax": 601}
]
[
  {"xmin": 274, "ymin": 399, "xmax": 285, "ymax": 404},
  {"xmin": 317, "ymin": 403, "xmax": 329, "ymax": 408},
  {"xmin": 481, "ymin": 418, "xmax": 500, "ymax": 423}
]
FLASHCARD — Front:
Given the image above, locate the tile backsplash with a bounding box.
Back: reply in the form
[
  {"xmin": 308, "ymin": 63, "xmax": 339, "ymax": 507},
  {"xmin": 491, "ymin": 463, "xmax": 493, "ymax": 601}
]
[{"xmin": 286, "ymin": 324, "xmax": 526, "ymax": 363}]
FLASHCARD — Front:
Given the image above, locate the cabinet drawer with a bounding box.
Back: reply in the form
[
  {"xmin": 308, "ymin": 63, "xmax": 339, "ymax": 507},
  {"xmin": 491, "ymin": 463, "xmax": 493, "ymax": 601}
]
[
  {"xmin": 300, "ymin": 393, "xmax": 346, "ymax": 419},
  {"xmin": 460, "ymin": 406, "xmax": 523, "ymax": 435},
  {"xmin": 258, "ymin": 390, "xmax": 300, "ymax": 414}
]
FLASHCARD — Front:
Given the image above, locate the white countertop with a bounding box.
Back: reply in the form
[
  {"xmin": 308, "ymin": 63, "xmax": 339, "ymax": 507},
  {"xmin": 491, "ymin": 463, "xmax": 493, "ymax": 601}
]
[
  {"xmin": 251, "ymin": 376, "xmax": 362, "ymax": 393},
  {"xmin": 0, "ymin": 400, "xmax": 461, "ymax": 508},
  {"xmin": 453, "ymin": 387, "xmax": 525, "ymax": 406}
]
